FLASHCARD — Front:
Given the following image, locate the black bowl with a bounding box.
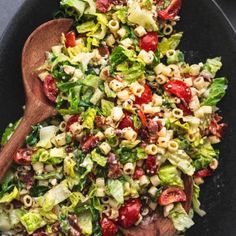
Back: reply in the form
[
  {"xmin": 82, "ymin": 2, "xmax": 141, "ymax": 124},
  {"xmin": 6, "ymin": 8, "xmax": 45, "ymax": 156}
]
[{"xmin": 0, "ymin": 0, "xmax": 236, "ymax": 235}]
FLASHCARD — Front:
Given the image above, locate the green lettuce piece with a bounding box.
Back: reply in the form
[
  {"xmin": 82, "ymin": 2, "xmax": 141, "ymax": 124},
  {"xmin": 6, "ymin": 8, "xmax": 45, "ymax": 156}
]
[
  {"xmin": 34, "ymin": 172, "xmax": 63, "ymax": 180},
  {"xmin": 192, "ymin": 184, "xmax": 206, "ymax": 216},
  {"xmin": 119, "ymin": 140, "xmax": 141, "ymax": 149},
  {"xmin": 68, "ymin": 85, "xmax": 82, "ymax": 111},
  {"xmin": 115, "ymin": 7, "xmax": 128, "ymax": 23},
  {"xmin": 1, "ymin": 119, "xmax": 20, "ymax": 146},
  {"xmin": 202, "ymin": 77, "xmax": 227, "ymax": 106},
  {"xmin": 84, "ymin": 0, "xmax": 96, "ymax": 15},
  {"xmin": 64, "ymin": 156, "xmax": 76, "ymax": 177},
  {"xmin": 104, "ymin": 82, "xmax": 116, "ymax": 98},
  {"xmin": 203, "ymin": 57, "xmax": 222, "ymax": 76},
  {"xmin": 91, "ymin": 149, "xmax": 107, "ymax": 167},
  {"xmin": 116, "ymin": 147, "xmax": 146, "ymax": 164},
  {"xmin": 82, "ymin": 74, "xmax": 101, "ymax": 89},
  {"xmin": 110, "ymin": 46, "xmax": 129, "ymax": 69},
  {"xmin": 39, "ymin": 181, "xmax": 71, "ymax": 212},
  {"xmin": 82, "ymin": 107, "xmax": 97, "ymax": 129},
  {"xmin": 20, "ymin": 212, "xmax": 46, "ymax": 234},
  {"xmin": 76, "ymin": 20, "xmax": 97, "ymax": 33},
  {"xmin": 158, "ymin": 165, "xmax": 184, "ymax": 188},
  {"xmin": 107, "ymin": 179, "xmax": 124, "ymax": 204},
  {"xmin": 101, "ymin": 99, "xmax": 114, "ymax": 117},
  {"xmin": 166, "ymin": 151, "xmax": 195, "ymax": 176},
  {"xmin": 167, "ymin": 49, "xmax": 184, "ymax": 64},
  {"xmin": 0, "ymin": 187, "xmax": 18, "ymax": 203},
  {"xmin": 90, "ymin": 88, "xmax": 104, "ymax": 105},
  {"xmin": 78, "ymin": 211, "xmax": 93, "ymax": 235},
  {"xmin": 192, "ymin": 141, "xmax": 218, "ymax": 170},
  {"xmin": 169, "ymin": 204, "xmax": 194, "ymax": 231},
  {"xmin": 159, "ymin": 32, "xmax": 183, "ymax": 57},
  {"xmin": 26, "ymin": 124, "xmax": 41, "ymax": 147},
  {"xmin": 80, "ymin": 155, "xmax": 94, "ymax": 178},
  {"xmin": 0, "ymin": 210, "xmax": 11, "ymax": 231},
  {"xmin": 128, "ymin": 1, "xmax": 158, "ymax": 31}
]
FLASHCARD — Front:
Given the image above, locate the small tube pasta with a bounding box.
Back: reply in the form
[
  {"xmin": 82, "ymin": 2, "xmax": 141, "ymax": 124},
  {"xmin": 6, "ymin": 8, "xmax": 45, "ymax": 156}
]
[
  {"xmin": 109, "ymin": 79, "xmax": 125, "ymax": 92},
  {"xmin": 172, "ymin": 108, "xmax": 183, "ymax": 119},
  {"xmin": 139, "ymin": 175, "xmax": 150, "ymax": 187},
  {"xmin": 145, "ymin": 144, "xmax": 158, "ymax": 155},
  {"xmin": 157, "ymin": 137, "xmax": 169, "ymax": 148},
  {"xmin": 96, "ymin": 178, "xmax": 105, "ymax": 187},
  {"xmin": 142, "ymin": 104, "xmax": 160, "ymax": 114},
  {"xmin": 193, "ymin": 77, "xmax": 205, "ymax": 90},
  {"xmin": 101, "ymin": 196, "xmax": 110, "ymax": 204},
  {"xmin": 120, "ymin": 38, "xmax": 133, "ymax": 48},
  {"xmin": 130, "ymin": 82, "xmax": 145, "ymax": 97},
  {"xmin": 167, "ymin": 140, "xmax": 179, "ymax": 152},
  {"xmin": 152, "ymin": 94, "xmax": 162, "ymax": 106},
  {"xmin": 108, "ymin": 20, "xmax": 120, "ymax": 32},
  {"xmin": 122, "ymin": 99, "xmax": 134, "ymax": 110},
  {"xmin": 99, "ymin": 142, "xmax": 111, "ymax": 155},
  {"xmin": 122, "ymin": 127, "xmax": 137, "ymax": 141},
  {"xmin": 209, "ymin": 158, "xmax": 219, "ymax": 170},
  {"xmin": 59, "ymin": 121, "xmax": 66, "ymax": 132},
  {"xmin": 111, "ymin": 106, "xmax": 124, "ymax": 122},
  {"xmin": 148, "ymin": 186, "xmax": 158, "ymax": 198},
  {"xmin": 134, "ymin": 26, "xmax": 146, "ymax": 37},
  {"xmin": 103, "ymin": 204, "xmax": 111, "ymax": 215},
  {"xmin": 22, "ymin": 195, "xmax": 33, "ymax": 208},
  {"xmin": 123, "ymin": 162, "xmax": 135, "ymax": 175},
  {"xmin": 106, "ymin": 34, "xmax": 115, "ymax": 47},
  {"xmin": 117, "ymin": 89, "xmax": 130, "ymax": 101},
  {"xmin": 104, "ymin": 127, "xmax": 115, "ymax": 137},
  {"xmin": 163, "ymin": 24, "xmax": 173, "ymax": 35},
  {"xmin": 154, "ymin": 63, "xmax": 165, "ymax": 75},
  {"xmin": 138, "ymin": 50, "xmax": 154, "ymax": 65},
  {"xmin": 189, "ymin": 64, "xmax": 201, "ymax": 76},
  {"xmin": 96, "ymin": 188, "xmax": 106, "ymax": 197},
  {"xmin": 150, "ymin": 175, "xmax": 161, "ymax": 187},
  {"xmin": 117, "ymin": 27, "xmax": 127, "ymax": 38},
  {"xmin": 54, "ymin": 133, "xmax": 67, "ymax": 147},
  {"xmin": 156, "ymin": 74, "xmax": 168, "ymax": 84}
]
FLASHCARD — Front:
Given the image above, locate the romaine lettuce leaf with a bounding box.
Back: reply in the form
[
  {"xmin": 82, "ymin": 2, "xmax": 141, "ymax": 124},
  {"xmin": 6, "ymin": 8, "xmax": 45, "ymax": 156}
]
[
  {"xmin": 82, "ymin": 107, "xmax": 97, "ymax": 129},
  {"xmin": 192, "ymin": 183, "xmax": 206, "ymax": 216},
  {"xmin": 115, "ymin": 7, "xmax": 128, "ymax": 23},
  {"xmin": 107, "ymin": 179, "xmax": 124, "ymax": 204},
  {"xmin": 0, "ymin": 186, "xmax": 18, "ymax": 203},
  {"xmin": 91, "ymin": 149, "xmax": 107, "ymax": 167},
  {"xmin": 78, "ymin": 211, "xmax": 93, "ymax": 235},
  {"xmin": 1, "ymin": 119, "xmax": 20, "ymax": 146},
  {"xmin": 202, "ymin": 77, "xmax": 227, "ymax": 106},
  {"xmin": 203, "ymin": 57, "xmax": 222, "ymax": 76},
  {"xmin": 82, "ymin": 74, "xmax": 101, "ymax": 89},
  {"xmin": 158, "ymin": 165, "xmax": 184, "ymax": 188},
  {"xmin": 101, "ymin": 99, "xmax": 114, "ymax": 117}
]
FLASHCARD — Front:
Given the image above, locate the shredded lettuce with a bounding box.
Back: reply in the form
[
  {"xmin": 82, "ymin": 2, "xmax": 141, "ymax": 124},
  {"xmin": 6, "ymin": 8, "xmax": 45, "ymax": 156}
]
[
  {"xmin": 203, "ymin": 57, "xmax": 222, "ymax": 76},
  {"xmin": 1, "ymin": 120, "xmax": 20, "ymax": 146},
  {"xmin": 0, "ymin": 187, "xmax": 18, "ymax": 203},
  {"xmin": 82, "ymin": 107, "xmax": 97, "ymax": 129},
  {"xmin": 78, "ymin": 211, "xmax": 93, "ymax": 235},
  {"xmin": 192, "ymin": 183, "xmax": 206, "ymax": 216},
  {"xmin": 115, "ymin": 7, "xmax": 128, "ymax": 23},
  {"xmin": 107, "ymin": 179, "xmax": 124, "ymax": 204},
  {"xmin": 82, "ymin": 74, "xmax": 101, "ymax": 89},
  {"xmin": 158, "ymin": 165, "xmax": 184, "ymax": 188},
  {"xmin": 159, "ymin": 32, "xmax": 183, "ymax": 57},
  {"xmin": 101, "ymin": 99, "xmax": 114, "ymax": 117},
  {"xmin": 169, "ymin": 204, "xmax": 194, "ymax": 231},
  {"xmin": 64, "ymin": 156, "xmax": 76, "ymax": 177},
  {"xmin": 202, "ymin": 77, "xmax": 227, "ymax": 106},
  {"xmin": 91, "ymin": 149, "xmax": 107, "ymax": 167},
  {"xmin": 20, "ymin": 212, "xmax": 46, "ymax": 234}
]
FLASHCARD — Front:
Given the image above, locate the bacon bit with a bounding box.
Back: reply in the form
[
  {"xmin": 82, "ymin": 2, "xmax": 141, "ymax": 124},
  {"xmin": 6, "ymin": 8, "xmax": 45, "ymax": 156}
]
[
  {"xmin": 98, "ymin": 45, "xmax": 110, "ymax": 57},
  {"xmin": 81, "ymin": 135, "xmax": 99, "ymax": 153},
  {"xmin": 95, "ymin": 115, "xmax": 106, "ymax": 129},
  {"xmin": 209, "ymin": 114, "xmax": 227, "ymax": 138},
  {"xmin": 138, "ymin": 127, "xmax": 150, "ymax": 142},
  {"xmin": 96, "ymin": 0, "xmax": 111, "ymax": 13},
  {"xmin": 51, "ymin": 222, "xmax": 61, "ymax": 234},
  {"xmin": 108, "ymin": 153, "xmax": 122, "ymax": 179},
  {"xmin": 147, "ymin": 119, "xmax": 161, "ymax": 134},
  {"xmin": 66, "ymin": 115, "xmax": 81, "ymax": 132},
  {"xmin": 20, "ymin": 171, "xmax": 35, "ymax": 190},
  {"xmin": 68, "ymin": 214, "xmax": 81, "ymax": 236},
  {"xmin": 31, "ymin": 228, "xmax": 47, "ymax": 236}
]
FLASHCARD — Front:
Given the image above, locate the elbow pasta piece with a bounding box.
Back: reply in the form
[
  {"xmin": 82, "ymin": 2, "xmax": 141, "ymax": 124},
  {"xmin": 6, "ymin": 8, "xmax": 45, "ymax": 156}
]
[
  {"xmin": 145, "ymin": 144, "xmax": 159, "ymax": 155},
  {"xmin": 122, "ymin": 127, "xmax": 137, "ymax": 141},
  {"xmin": 99, "ymin": 142, "xmax": 111, "ymax": 155},
  {"xmin": 22, "ymin": 195, "xmax": 33, "ymax": 208},
  {"xmin": 123, "ymin": 162, "xmax": 135, "ymax": 175},
  {"xmin": 193, "ymin": 77, "xmax": 205, "ymax": 90},
  {"xmin": 134, "ymin": 26, "xmax": 146, "ymax": 37},
  {"xmin": 172, "ymin": 108, "xmax": 184, "ymax": 119},
  {"xmin": 111, "ymin": 106, "xmax": 124, "ymax": 122},
  {"xmin": 108, "ymin": 20, "xmax": 120, "ymax": 32},
  {"xmin": 130, "ymin": 82, "xmax": 145, "ymax": 97},
  {"xmin": 152, "ymin": 94, "xmax": 163, "ymax": 106},
  {"xmin": 156, "ymin": 74, "xmax": 168, "ymax": 84},
  {"xmin": 167, "ymin": 140, "xmax": 179, "ymax": 152}
]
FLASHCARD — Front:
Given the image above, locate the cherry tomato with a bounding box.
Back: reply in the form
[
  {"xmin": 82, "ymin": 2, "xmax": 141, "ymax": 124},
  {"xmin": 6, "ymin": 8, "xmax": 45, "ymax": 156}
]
[
  {"xmin": 164, "ymin": 80, "xmax": 192, "ymax": 104},
  {"xmin": 118, "ymin": 113, "xmax": 134, "ymax": 130},
  {"xmin": 157, "ymin": 0, "xmax": 182, "ymax": 20},
  {"xmin": 139, "ymin": 32, "xmax": 158, "ymax": 52},
  {"xmin": 135, "ymin": 84, "xmax": 153, "ymax": 105},
  {"xmin": 14, "ymin": 148, "xmax": 34, "ymax": 165},
  {"xmin": 96, "ymin": 0, "xmax": 111, "ymax": 13},
  {"xmin": 81, "ymin": 135, "xmax": 100, "ymax": 153},
  {"xmin": 43, "ymin": 75, "xmax": 58, "ymax": 103},
  {"xmin": 159, "ymin": 187, "xmax": 187, "ymax": 206},
  {"xmin": 100, "ymin": 216, "xmax": 118, "ymax": 236},
  {"xmin": 65, "ymin": 31, "xmax": 76, "ymax": 48},
  {"xmin": 137, "ymin": 109, "xmax": 148, "ymax": 127},
  {"xmin": 145, "ymin": 155, "xmax": 157, "ymax": 176},
  {"xmin": 66, "ymin": 115, "xmax": 81, "ymax": 132},
  {"xmin": 118, "ymin": 198, "xmax": 141, "ymax": 228},
  {"xmin": 177, "ymin": 103, "xmax": 192, "ymax": 116},
  {"xmin": 133, "ymin": 167, "xmax": 144, "ymax": 180},
  {"xmin": 194, "ymin": 168, "xmax": 213, "ymax": 178}
]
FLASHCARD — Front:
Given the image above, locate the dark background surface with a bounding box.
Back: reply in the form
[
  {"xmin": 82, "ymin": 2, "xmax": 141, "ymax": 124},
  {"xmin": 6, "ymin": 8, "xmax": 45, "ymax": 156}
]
[{"xmin": 0, "ymin": 1, "xmax": 236, "ymax": 236}]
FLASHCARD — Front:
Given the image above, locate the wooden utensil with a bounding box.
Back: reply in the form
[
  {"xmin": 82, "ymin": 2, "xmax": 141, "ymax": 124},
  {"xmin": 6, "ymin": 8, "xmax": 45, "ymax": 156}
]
[{"xmin": 0, "ymin": 18, "xmax": 73, "ymax": 181}]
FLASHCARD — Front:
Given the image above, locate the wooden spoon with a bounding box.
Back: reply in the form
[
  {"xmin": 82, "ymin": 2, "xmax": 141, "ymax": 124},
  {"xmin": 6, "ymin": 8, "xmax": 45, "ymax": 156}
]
[{"xmin": 0, "ymin": 18, "xmax": 73, "ymax": 181}]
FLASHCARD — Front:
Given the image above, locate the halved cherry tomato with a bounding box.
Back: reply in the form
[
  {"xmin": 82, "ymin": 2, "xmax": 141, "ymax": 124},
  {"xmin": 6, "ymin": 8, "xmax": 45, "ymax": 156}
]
[
  {"xmin": 118, "ymin": 198, "xmax": 141, "ymax": 228},
  {"xmin": 133, "ymin": 167, "xmax": 144, "ymax": 180},
  {"xmin": 43, "ymin": 75, "xmax": 58, "ymax": 103},
  {"xmin": 81, "ymin": 135, "xmax": 100, "ymax": 153},
  {"xmin": 137, "ymin": 109, "xmax": 148, "ymax": 127},
  {"xmin": 194, "ymin": 168, "xmax": 213, "ymax": 178},
  {"xmin": 96, "ymin": 0, "xmax": 111, "ymax": 13},
  {"xmin": 118, "ymin": 113, "xmax": 134, "ymax": 130},
  {"xmin": 100, "ymin": 216, "xmax": 118, "ymax": 236},
  {"xmin": 159, "ymin": 187, "xmax": 187, "ymax": 206},
  {"xmin": 66, "ymin": 115, "xmax": 81, "ymax": 132},
  {"xmin": 135, "ymin": 84, "xmax": 153, "ymax": 105},
  {"xmin": 164, "ymin": 80, "xmax": 192, "ymax": 103},
  {"xmin": 145, "ymin": 155, "xmax": 157, "ymax": 176},
  {"xmin": 157, "ymin": 0, "xmax": 182, "ymax": 20},
  {"xmin": 65, "ymin": 31, "xmax": 76, "ymax": 48},
  {"xmin": 14, "ymin": 148, "xmax": 34, "ymax": 165},
  {"xmin": 139, "ymin": 32, "xmax": 158, "ymax": 52},
  {"xmin": 177, "ymin": 103, "xmax": 192, "ymax": 116}
]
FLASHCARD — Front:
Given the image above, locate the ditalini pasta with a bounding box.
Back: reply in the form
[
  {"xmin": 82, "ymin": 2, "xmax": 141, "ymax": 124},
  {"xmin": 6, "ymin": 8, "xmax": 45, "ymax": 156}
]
[{"xmin": 0, "ymin": 0, "xmax": 228, "ymax": 235}]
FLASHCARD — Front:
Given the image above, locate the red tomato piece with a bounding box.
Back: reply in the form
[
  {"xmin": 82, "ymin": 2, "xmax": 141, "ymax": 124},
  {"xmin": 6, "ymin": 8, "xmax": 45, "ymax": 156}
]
[
  {"xmin": 145, "ymin": 155, "xmax": 157, "ymax": 176},
  {"xmin": 14, "ymin": 148, "xmax": 34, "ymax": 165},
  {"xmin": 164, "ymin": 80, "xmax": 192, "ymax": 103},
  {"xmin": 137, "ymin": 109, "xmax": 148, "ymax": 127},
  {"xmin": 81, "ymin": 135, "xmax": 100, "ymax": 153},
  {"xmin": 100, "ymin": 216, "xmax": 118, "ymax": 236},
  {"xmin": 118, "ymin": 113, "xmax": 134, "ymax": 130},
  {"xmin": 65, "ymin": 31, "xmax": 76, "ymax": 48},
  {"xmin": 158, "ymin": 0, "xmax": 182, "ymax": 20},
  {"xmin": 133, "ymin": 167, "xmax": 144, "ymax": 180},
  {"xmin": 139, "ymin": 32, "xmax": 158, "ymax": 52},
  {"xmin": 194, "ymin": 168, "xmax": 213, "ymax": 178},
  {"xmin": 118, "ymin": 198, "xmax": 141, "ymax": 228},
  {"xmin": 66, "ymin": 115, "xmax": 80, "ymax": 132},
  {"xmin": 177, "ymin": 103, "xmax": 192, "ymax": 116},
  {"xmin": 43, "ymin": 75, "xmax": 58, "ymax": 103},
  {"xmin": 96, "ymin": 0, "xmax": 111, "ymax": 13},
  {"xmin": 135, "ymin": 84, "xmax": 153, "ymax": 105},
  {"xmin": 159, "ymin": 187, "xmax": 187, "ymax": 206}
]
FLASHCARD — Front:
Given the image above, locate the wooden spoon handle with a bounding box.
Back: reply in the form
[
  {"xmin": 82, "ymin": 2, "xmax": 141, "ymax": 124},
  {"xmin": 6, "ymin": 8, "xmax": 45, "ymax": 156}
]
[{"xmin": 0, "ymin": 116, "xmax": 32, "ymax": 181}]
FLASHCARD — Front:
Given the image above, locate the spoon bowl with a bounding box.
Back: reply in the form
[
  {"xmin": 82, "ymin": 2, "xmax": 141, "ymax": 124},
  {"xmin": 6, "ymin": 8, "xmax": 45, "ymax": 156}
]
[{"xmin": 0, "ymin": 18, "xmax": 73, "ymax": 180}]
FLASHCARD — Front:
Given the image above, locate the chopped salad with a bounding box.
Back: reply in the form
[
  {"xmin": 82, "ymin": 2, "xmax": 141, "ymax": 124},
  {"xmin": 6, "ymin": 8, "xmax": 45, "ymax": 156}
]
[{"xmin": 0, "ymin": 0, "xmax": 228, "ymax": 235}]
